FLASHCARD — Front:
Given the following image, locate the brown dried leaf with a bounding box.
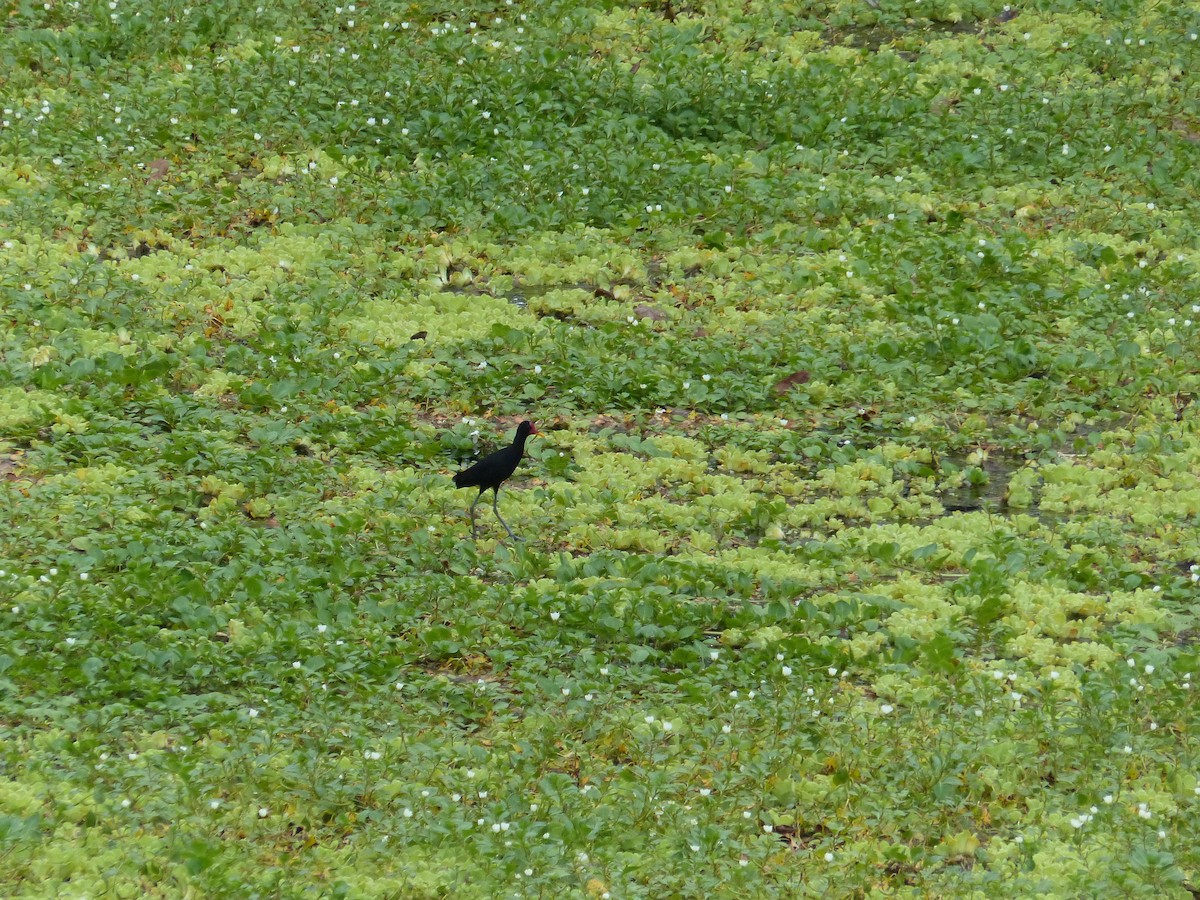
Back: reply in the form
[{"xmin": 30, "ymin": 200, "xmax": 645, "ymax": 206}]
[
  {"xmin": 634, "ymin": 304, "xmax": 667, "ymax": 322},
  {"xmin": 772, "ymin": 371, "xmax": 811, "ymax": 394},
  {"xmin": 0, "ymin": 453, "xmax": 22, "ymax": 480}
]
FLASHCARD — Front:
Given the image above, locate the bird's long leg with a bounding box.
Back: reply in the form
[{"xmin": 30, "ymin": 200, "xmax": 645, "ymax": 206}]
[
  {"xmin": 492, "ymin": 488, "xmax": 519, "ymax": 542},
  {"xmin": 468, "ymin": 489, "xmax": 484, "ymax": 538}
]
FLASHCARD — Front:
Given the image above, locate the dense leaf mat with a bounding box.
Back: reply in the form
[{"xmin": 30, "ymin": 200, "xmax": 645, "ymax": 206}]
[{"xmin": 2, "ymin": 0, "xmax": 1199, "ymax": 896}]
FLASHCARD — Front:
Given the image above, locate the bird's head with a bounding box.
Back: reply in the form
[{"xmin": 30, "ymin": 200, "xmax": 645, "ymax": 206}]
[{"xmin": 517, "ymin": 420, "xmax": 538, "ymax": 438}]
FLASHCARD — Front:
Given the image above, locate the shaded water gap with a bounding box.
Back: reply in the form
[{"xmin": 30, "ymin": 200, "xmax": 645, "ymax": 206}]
[
  {"xmin": 820, "ymin": 16, "xmax": 1012, "ymax": 54},
  {"xmin": 440, "ymin": 273, "xmax": 670, "ymax": 310},
  {"xmin": 441, "ymin": 280, "xmax": 597, "ymax": 309},
  {"xmin": 934, "ymin": 451, "xmax": 1025, "ymax": 515}
]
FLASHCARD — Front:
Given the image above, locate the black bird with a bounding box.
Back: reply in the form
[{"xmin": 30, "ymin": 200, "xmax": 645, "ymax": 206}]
[{"xmin": 453, "ymin": 420, "xmax": 538, "ymax": 540}]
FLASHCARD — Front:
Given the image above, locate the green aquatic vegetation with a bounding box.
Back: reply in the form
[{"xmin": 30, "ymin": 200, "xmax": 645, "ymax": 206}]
[{"xmin": 2, "ymin": 0, "xmax": 1200, "ymax": 896}]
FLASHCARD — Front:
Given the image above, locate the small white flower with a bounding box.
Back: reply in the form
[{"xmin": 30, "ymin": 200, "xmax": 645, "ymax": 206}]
[
  {"xmin": 880, "ymin": 704, "xmax": 894, "ymax": 714},
  {"xmin": 258, "ymin": 807, "xmax": 269, "ymax": 818},
  {"xmin": 824, "ymin": 852, "xmax": 834, "ymax": 862},
  {"xmin": 210, "ymin": 799, "xmax": 221, "ymax": 809}
]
